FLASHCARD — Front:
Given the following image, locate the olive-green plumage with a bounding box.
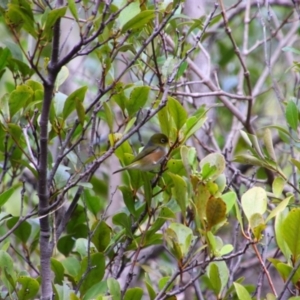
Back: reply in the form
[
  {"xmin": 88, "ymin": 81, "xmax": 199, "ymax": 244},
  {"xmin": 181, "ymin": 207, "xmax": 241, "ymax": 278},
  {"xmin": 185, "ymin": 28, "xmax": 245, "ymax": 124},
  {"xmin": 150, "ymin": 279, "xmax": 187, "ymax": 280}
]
[{"xmin": 113, "ymin": 133, "xmax": 169, "ymax": 174}]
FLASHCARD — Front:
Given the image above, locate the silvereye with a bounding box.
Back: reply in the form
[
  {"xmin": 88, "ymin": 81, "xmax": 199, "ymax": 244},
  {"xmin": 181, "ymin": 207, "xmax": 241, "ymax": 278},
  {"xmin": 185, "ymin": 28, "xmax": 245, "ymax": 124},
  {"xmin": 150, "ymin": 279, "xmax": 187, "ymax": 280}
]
[{"xmin": 113, "ymin": 133, "xmax": 169, "ymax": 174}]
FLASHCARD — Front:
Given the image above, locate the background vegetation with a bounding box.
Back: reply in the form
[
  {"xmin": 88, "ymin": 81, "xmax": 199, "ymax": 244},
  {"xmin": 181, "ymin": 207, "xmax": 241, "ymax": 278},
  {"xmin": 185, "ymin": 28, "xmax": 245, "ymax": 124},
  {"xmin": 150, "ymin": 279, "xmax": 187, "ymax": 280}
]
[{"xmin": 0, "ymin": 0, "xmax": 300, "ymax": 299}]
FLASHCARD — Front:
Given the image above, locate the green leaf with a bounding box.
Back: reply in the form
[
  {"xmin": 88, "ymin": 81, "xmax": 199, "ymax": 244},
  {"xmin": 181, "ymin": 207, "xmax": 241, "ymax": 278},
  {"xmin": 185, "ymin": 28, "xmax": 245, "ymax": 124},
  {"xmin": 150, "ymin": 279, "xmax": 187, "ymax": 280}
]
[
  {"xmin": 0, "ymin": 250, "xmax": 16, "ymax": 291},
  {"xmin": 234, "ymin": 154, "xmax": 265, "ymax": 167},
  {"xmin": 147, "ymin": 206, "xmax": 175, "ymax": 235},
  {"xmin": 63, "ymin": 86, "xmax": 87, "ymax": 120},
  {"xmin": 107, "ymin": 278, "xmax": 121, "ymax": 300},
  {"xmin": 167, "ymin": 97, "xmax": 187, "ymax": 130},
  {"xmin": 266, "ymin": 196, "xmax": 291, "ymax": 223},
  {"xmin": 53, "ymin": 165, "xmax": 70, "ymax": 189},
  {"xmin": 78, "ymin": 253, "xmax": 105, "ymax": 295},
  {"xmin": 0, "ymin": 47, "xmax": 10, "ymax": 71},
  {"xmin": 168, "ymin": 173, "xmax": 187, "ymax": 218},
  {"xmin": 241, "ymin": 187, "xmax": 267, "ymax": 221},
  {"xmin": 61, "ymin": 257, "xmax": 81, "ymax": 278},
  {"xmin": 5, "ymin": 2, "xmax": 36, "ymax": 38},
  {"xmin": 103, "ymin": 102, "xmax": 114, "ymax": 132},
  {"xmin": 220, "ymin": 244, "xmax": 234, "ymax": 256},
  {"xmin": 112, "ymin": 212, "xmax": 132, "ymax": 236},
  {"xmin": 263, "ymin": 128, "xmax": 276, "ymax": 161},
  {"xmin": 68, "ymin": 0, "xmax": 78, "ymax": 21},
  {"xmin": 207, "ymin": 261, "xmax": 229, "ymax": 295},
  {"xmin": 144, "ymin": 274, "xmax": 156, "ymax": 300},
  {"xmin": 51, "ymin": 258, "xmax": 64, "ymax": 285},
  {"xmin": 82, "ymin": 281, "xmax": 107, "ymax": 300},
  {"xmin": 57, "ymin": 235, "xmax": 75, "ymax": 257},
  {"xmin": 208, "ymin": 263, "xmax": 222, "ymax": 295},
  {"xmin": 123, "ymin": 287, "xmax": 143, "ymax": 300},
  {"xmin": 0, "ymin": 183, "xmax": 21, "ymax": 207},
  {"xmin": 158, "ymin": 106, "xmax": 170, "ymax": 136},
  {"xmin": 118, "ymin": 186, "xmax": 136, "ymax": 217},
  {"xmin": 233, "ymin": 282, "xmax": 252, "ymax": 300},
  {"xmin": 291, "ymin": 158, "xmax": 300, "ymax": 172},
  {"xmin": 91, "ymin": 220, "xmax": 111, "ymax": 252},
  {"xmin": 249, "ymin": 213, "xmax": 266, "ymax": 241},
  {"xmin": 282, "ymin": 208, "xmax": 300, "ymax": 261},
  {"xmin": 54, "ymin": 281, "xmax": 73, "ymax": 300},
  {"xmin": 17, "ymin": 276, "xmax": 39, "ymax": 299},
  {"xmin": 221, "ymin": 191, "xmax": 236, "ymax": 214},
  {"xmin": 6, "ymin": 217, "xmax": 31, "ymax": 243},
  {"xmin": 183, "ymin": 107, "xmax": 207, "ymax": 141},
  {"xmin": 286, "ymin": 100, "xmax": 298, "ymax": 131},
  {"xmin": 272, "ymin": 177, "xmax": 286, "ymax": 198},
  {"xmin": 168, "ymin": 223, "xmax": 193, "ymax": 258},
  {"xmin": 122, "ymin": 10, "xmax": 155, "ymax": 33},
  {"xmin": 282, "ymin": 46, "xmax": 300, "ymax": 55},
  {"xmin": 42, "ymin": 7, "xmax": 68, "ymax": 41},
  {"xmin": 200, "ymin": 153, "xmax": 226, "ymax": 181},
  {"xmin": 206, "ymin": 197, "xmax": 227, "ymax": 230},
  {"xmin": 75, "ymin": 97, "xmax": 85, "ymax": 125},
  {"xmin": 127, "ymin": 86, "xmax": 150, "ymax": 117},
  {"xmin": 56, "ymin": 66, "xmax": 69, "ymax": 90},
  {"xmin": 83, "ymin": 189, "xmax": 101, "ymax": 217},
  {"xmin": 9, "ymin": 84, "xmax": 34, "ymax": 117}
]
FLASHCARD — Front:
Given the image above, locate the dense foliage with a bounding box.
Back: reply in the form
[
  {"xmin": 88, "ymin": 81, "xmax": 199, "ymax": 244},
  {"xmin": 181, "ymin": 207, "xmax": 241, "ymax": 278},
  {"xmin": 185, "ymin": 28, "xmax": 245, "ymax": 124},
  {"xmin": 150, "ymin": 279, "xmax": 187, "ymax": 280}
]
[{"xmin": 0, "ymin": 0, "xmax": 300, "ymax": 299}]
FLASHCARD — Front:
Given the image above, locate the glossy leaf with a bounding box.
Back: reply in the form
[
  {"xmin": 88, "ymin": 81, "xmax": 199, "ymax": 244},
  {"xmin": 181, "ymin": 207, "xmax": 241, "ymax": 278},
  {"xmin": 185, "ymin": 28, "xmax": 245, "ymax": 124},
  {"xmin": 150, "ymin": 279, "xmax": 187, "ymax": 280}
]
[
  {"xmin": 17, "ymin": 276, "xmax": 39, "ymax": 299},
  {"xmin": 112, "ymin": 212, "xmax": 132, "ymax": 236},
  {"xmin": 122, "ymin": 10, "xmax": 155, "ymax": 32},
  {"xmin": 167, "ymin": 97, "xmax": 187, "ymax": 130},
  {"xmin": 107, "ymin": 278, "xmax": 121, "ymax": 300},
  {"xmin": 221, "ymin": 191, "xmax": 236, "ymax": 214},
  {"xmin": 103, "ymin": 102, "xmax": 114, "ymax": 132},
  {"xmin": 61, "ymin": 257, "xmax": 81, "ymax": 278},
  {"xmin": 282, "ymin": 208, "xmax": 300, "ymax": 261},
  {"xmin": 207, "ymin": 261, "xmax": 229, "ymax": 295},
  {"xmin": 9, "ymin": 84, "xmax": 34, "ymax": 117},
  {"xmin": 123, "ymin": 287, "xmax": 143, "ymax": 300},
  {"xmin": 241, "ymin": 187, "xmax": 267, "ymax": 221},
  {"xmin": 6, "ymin": 217, "xmax": 31, "ymax": 243},
  {"xmin": 208, "ymin": 263, "xmax": 222, "ymax": 295},
  {"xmin": 144, "ymin": 274, "xmax": 156, "ymax": 300},
  {"xmin": 200, "ymin": 153, "xmax": 226, "ymax": 181},
  {"xmin": 118, "ymin": 185, "xmax": 136, "ymax": 217},
  {"xmin": 91, "ymin": 220, "xmax": 111, "ymax": 252},
  {"xmin": 127, "ymin": 86, "xmax": 150, "ymax": 117},
  {"xmin": 158, "ymin": 106, "xmax": 170, "ymax": 136},
  {"xmin": 51, "ymin": 258, "xmax": 64, "ymax": 285},
  {"xmin": 272, "ymin": 177, "xmax": 285, "ymax": 198},
  {"xmin": 168, "ymin": 223, "xmax": 193, "ymax": 258},
  {"xmin": 183, "ymin": 107, "xmax": 207, "ymax": 141},
  {"xmin": 68, "ymin": 0, "xmax": 78, "ymax": 21},
  {"xmin": 266, "ymin": 196, "xmax": 291, "ymax": 223},
  {"xmin": 263, "ymin": 128, "xmax": 276, "ymax": 161},
  {"xmin": 285, "ymin": 100, "xmax": 298, "ymax": 131},
  {"xmin": 5, "ymin": 2, "xmax": 36, "ymax": 38},
  {"xmin": 168, "ymin": 173, "xmax": 187, "ymax": 218},
  {"xmin": 0, "ymin": 250, "xmax": 16, "ymax": 291},
  {"xmin": 0, "ymin": 183, "xmax": 22, "ymax": 207},
  {"xmin": 77, "ymin": 252, "xmax": 105, "ymax": 295},
  {"xmin": 42, "ymin": 7, "xmax": 67, "ymax": 41},
  {"xmin": 249, "ymin": 213, "xmax": 266, "ymax": 241},
  {"xmin": 233, "ymin": 282, "xmax": 252, "ymax": 300},
  {"xmin": 275, "ymin": 211, "xmax": 292, "ymax": 261},
  {"xmin": 63, "ymin": 86, "xmax": 87, "ymax": 120}
]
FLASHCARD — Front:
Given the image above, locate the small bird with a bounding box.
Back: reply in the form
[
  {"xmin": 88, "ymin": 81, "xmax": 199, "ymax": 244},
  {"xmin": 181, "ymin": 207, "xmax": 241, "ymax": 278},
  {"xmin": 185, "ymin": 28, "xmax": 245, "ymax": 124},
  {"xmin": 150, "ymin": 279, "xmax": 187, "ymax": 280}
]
[{"xmin": 113, "ymin": 133, "xmax": 169, "ymax": 174}]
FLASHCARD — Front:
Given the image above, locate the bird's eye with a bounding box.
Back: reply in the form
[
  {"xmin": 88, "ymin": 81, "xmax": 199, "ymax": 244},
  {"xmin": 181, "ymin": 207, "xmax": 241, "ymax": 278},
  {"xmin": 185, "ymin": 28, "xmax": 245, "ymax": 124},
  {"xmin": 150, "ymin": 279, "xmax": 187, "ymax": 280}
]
[{"xmin": 161, "ymin": 138, "xmax": 166, "ymax": 143}]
